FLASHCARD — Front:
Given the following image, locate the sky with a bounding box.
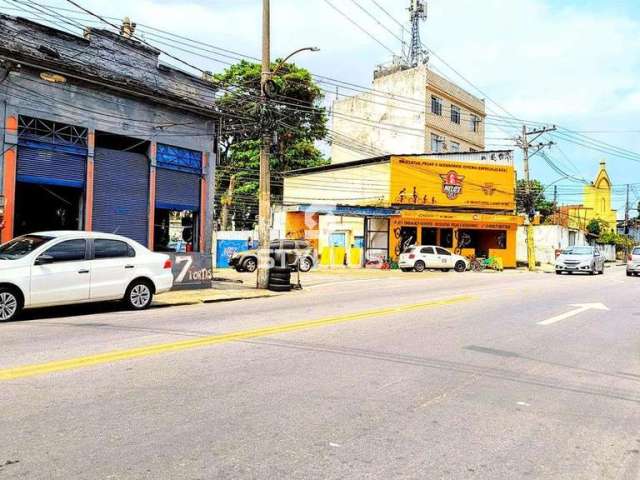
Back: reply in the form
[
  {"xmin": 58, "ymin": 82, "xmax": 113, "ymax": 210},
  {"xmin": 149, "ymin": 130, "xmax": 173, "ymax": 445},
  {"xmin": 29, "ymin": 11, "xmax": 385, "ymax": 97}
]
[{"xmin": 4, "ymin": 0, "xmax": 640, "ymax": 214}]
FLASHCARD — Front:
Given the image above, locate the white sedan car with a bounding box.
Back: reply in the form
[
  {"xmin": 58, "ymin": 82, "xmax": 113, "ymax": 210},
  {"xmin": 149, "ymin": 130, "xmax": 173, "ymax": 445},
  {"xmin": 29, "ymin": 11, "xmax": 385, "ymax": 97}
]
[
  {"xmin": 399, "ymin": 245, "xmax": 469, "ymax": 273},
  {"xmin": 0, "ymin": 231, "xmax": 174, "ymax": 322}
]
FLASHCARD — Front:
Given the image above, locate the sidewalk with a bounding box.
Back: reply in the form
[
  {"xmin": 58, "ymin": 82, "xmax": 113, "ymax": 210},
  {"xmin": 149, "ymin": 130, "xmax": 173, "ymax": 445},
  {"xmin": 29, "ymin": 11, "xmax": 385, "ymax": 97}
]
[{"xmin": 154, "ymin": 286, "xmax": 280, "ymax": 307}]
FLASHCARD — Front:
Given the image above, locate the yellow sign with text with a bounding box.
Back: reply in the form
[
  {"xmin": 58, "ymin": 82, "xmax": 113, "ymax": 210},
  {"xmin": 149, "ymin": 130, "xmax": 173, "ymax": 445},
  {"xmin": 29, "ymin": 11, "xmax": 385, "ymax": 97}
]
[{"xmin": 390, "ymin": 157, "xmax": 516, "ymax": 211}]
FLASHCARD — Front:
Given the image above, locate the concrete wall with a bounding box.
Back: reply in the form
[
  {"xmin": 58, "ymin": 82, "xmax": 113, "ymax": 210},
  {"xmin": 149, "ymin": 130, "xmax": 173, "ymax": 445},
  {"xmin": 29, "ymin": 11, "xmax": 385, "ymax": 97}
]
[
  {"xmin": 331, "ymin": 65, "xmax": 486, "ymax": 164},
  {"xmin": 426, "ymin": 69, "xmax": 486, "ymax": 153},
  {"xmin": 517, "ymin": 225, "xmax": 587, "ymax": 265},
  {"xmin": 332, "ymin": 67, "xmax": 427, "ymax": 164},
  {"xmin": 212, "ymin": 230, "xmax": 256, "ymax": 268},
  {"xmin": 284, "ymin": 162, "xmax": 391, "ymax": 206}
]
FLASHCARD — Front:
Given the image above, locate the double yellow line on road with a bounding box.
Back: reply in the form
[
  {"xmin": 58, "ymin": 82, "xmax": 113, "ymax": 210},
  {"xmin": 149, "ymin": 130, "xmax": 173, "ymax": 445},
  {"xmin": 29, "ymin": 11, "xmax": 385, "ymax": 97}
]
[{"xmin": 0, "ymin": 295, "xmax": 474, "ymax": 381}]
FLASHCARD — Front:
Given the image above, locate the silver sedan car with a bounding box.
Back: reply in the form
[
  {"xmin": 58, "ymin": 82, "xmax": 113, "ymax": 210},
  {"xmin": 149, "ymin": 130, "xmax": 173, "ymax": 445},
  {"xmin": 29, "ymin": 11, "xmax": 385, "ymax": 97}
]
[
  {"xmin": 627, "ymin": 247, "xmax": 640, "ymax": 277},
  {"xmin": 555, "ymin": 246, "xmax": 605, "ymax": 275}
]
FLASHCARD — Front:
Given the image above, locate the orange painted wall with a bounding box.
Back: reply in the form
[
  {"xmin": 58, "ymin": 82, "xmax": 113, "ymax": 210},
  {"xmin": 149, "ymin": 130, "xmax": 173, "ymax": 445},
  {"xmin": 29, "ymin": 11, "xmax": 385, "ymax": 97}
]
[
  {"xmin": 285, "ymin": 211, "xmax": 319, "ymax": 250},
  {"xmin": 199, "ymin": 152, "xmax": 208, "ymax": 253},
  {"xmin": 1, "ymin": 115, "xmax": 18, "ymax": 243},
  {"xmin": 84, "ymin": 130, "xmax": 95, "ymax": 231}
]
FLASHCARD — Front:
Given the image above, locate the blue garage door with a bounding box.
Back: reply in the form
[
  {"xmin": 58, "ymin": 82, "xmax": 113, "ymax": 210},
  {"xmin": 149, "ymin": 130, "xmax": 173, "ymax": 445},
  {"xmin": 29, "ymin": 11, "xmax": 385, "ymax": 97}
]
[
  {"xmin": 93, "ymin": 148, "xmax": 149, "ymax": 245},
  {"xmin": 155, "ymin": 143, "xmax": 202, "ymax": 211},
  {"xmin": 156, "ymin": 168, "xmax": 201, "ymax": 211},
  {"xmin": 17, "ymin": 140, "xmax": 86, "ymax": 188}
]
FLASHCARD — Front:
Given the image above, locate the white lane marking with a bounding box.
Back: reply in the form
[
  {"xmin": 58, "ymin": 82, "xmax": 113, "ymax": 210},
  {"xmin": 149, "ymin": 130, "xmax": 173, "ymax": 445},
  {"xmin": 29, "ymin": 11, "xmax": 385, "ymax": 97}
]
[{"xmin": 537, "ymin": 303, "xmax": 609, "ymax": 326}]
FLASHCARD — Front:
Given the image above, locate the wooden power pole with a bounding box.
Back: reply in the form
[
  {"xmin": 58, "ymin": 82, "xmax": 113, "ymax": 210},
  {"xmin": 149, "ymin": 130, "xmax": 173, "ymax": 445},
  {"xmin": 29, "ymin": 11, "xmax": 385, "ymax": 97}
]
[
  {"xmin": 518, "ymin": 125, "xmax": 557, "ymax": 271},
  {"xmin": 257, "ymin": 0, "xmax": 271, "ymax": 289}
]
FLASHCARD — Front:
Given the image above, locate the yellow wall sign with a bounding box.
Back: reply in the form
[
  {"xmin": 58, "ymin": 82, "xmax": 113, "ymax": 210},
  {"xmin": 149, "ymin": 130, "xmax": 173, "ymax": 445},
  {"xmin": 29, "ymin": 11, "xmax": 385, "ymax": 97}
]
[{"xmin": 390, "ymin": 157, "xmax": 516, "ymax": 211}]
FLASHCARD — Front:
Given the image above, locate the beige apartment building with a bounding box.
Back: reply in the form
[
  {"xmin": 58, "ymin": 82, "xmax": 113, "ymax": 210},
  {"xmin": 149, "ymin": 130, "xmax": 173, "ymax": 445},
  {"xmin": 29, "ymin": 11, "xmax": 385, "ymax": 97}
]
[{"xmin": 332, "ymin": 64, "xmax": 486, "ymax": 164}]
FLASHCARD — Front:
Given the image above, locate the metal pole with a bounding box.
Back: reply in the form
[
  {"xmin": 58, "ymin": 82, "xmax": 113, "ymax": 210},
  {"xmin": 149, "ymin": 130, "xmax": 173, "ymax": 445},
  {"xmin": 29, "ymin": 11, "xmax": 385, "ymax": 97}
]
[
  {"xmin": 522, "ymin": 125, "xmax": 536, "ymax": 271},
  {"xmin": 625, "ymin": 183, "xmax": 630, "ymax": 261},
  {"xmin": 257, "ymin": 0, "xmax": 271, "ymax": 289}
]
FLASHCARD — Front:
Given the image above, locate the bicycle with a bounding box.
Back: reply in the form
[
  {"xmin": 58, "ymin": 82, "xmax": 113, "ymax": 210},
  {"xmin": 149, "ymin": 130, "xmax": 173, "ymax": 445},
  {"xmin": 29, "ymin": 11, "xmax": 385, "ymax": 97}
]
[{"xmin": 470, "ymin": 256, "xmax": 503, "ymax": 272}]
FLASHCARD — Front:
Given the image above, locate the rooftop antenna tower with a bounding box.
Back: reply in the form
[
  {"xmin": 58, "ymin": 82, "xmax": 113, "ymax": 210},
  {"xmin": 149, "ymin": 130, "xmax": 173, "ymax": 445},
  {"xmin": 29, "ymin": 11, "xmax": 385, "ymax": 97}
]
[{"xmin": 407, "ymin": 0, "xmax": 428, "ymax": 67}]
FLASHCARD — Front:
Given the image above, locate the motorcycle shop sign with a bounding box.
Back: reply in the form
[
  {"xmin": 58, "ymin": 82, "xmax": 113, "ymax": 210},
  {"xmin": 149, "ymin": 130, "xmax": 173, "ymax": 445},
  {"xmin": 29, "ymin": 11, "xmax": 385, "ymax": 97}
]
[{"xmin": 168, "ymin": 253, "xmax": 215, "ymax": 290}]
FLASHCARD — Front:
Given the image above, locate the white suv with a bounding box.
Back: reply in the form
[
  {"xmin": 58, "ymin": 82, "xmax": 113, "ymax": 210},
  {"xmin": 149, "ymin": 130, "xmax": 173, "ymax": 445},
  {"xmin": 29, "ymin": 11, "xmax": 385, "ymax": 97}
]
[
  {"xmin": 399, "ymin": 245, "xmax": 469, "ymax": 273},
  {"xmin": 0, "ymin": 231, "xmax": 174, "ymax": 322}
]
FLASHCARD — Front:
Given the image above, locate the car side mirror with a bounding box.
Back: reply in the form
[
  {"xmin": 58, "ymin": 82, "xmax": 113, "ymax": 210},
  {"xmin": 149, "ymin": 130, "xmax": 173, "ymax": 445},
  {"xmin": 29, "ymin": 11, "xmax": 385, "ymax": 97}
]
[{"xmin": 35, "ymin": 255, "xmax": 54, "ymax": 265}]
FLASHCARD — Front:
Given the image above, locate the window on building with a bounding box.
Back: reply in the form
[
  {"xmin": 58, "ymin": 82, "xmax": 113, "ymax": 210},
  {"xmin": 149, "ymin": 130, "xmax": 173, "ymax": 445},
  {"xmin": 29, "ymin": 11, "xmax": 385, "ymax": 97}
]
[
  {"xmin": 431, "ymin": 134, "xmax": 444, "ymax": 153},
  {"xmin": 469, "ymin": 148, "xmax": 477, "ymax": 152},
  {"xmin": 469, "ymin": 114, "xmax": 480, "ymax": 132},
  {"xmin": 431, "ymin": 96, "xmax": 443, "ymax": 116},
  {"xmin": 450, "ymin": 141, "xmax": 460, "ymax": 153},
  {"xmin": 451, "ymin": 105, "xmax": 461, "ymax": 124}
]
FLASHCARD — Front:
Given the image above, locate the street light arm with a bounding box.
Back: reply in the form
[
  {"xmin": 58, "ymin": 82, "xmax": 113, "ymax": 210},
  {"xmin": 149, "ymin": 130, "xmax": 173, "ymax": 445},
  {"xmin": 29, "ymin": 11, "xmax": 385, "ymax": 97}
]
[{"xmin": 271, "ymin": 47, "xmax": 320, "ymax": 76}]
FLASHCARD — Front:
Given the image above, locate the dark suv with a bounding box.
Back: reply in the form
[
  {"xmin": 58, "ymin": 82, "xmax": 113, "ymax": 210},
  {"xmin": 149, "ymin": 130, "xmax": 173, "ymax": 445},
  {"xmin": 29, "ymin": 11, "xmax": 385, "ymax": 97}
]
[{"xmin": 229, "ymin": 239, "xmax": 315, "ymax": 273}]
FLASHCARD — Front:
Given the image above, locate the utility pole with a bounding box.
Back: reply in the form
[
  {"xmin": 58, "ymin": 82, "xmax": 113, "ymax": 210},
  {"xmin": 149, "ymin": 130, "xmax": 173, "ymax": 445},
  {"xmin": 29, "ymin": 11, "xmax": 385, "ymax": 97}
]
[
  {"xmin": 257, "ymin": 0, "xmax": 271, "ymax": 289},
  {"xmin": 625, "ymin": 184, "xmax": 630, "ymax": 235},
  {"xmin": 518, "ymin": 125, "xmax": 557, "ymax": 271},
  {"xmin": 624, "ymin": 183, "xmax": 630, "ymax": 261}
]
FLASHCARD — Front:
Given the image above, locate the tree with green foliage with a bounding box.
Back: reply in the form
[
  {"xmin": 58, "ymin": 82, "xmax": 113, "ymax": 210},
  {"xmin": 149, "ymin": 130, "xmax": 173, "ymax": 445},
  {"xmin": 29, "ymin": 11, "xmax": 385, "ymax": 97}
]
[
  {"xmin": 586, "ymin": 218, "xmax": 605, "ymax": 237},
  {"xmin": 212, "ymin": 60, "xmax": 328, "ymax": 230},
  {"xmin": 516, "ymin": 179, "xmax": 556, "ymax": 220}
]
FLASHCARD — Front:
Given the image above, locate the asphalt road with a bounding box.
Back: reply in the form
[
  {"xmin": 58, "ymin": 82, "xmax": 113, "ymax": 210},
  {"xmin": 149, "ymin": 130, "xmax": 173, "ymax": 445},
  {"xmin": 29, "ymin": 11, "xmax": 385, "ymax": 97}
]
[{"xmin": 1, "ymin": 266, "xmax": 639, "ymax": 479}]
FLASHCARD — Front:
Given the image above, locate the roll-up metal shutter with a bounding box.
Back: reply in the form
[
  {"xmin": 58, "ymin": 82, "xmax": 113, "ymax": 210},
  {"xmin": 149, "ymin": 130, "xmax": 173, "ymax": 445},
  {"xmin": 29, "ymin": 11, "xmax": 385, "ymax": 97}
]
[
  {"xmin": 156, "ymin": 168, "xmax": 201, "ymax": 211},
  {"xmin": 93, "ymin": 148, "xmax": 149, "ymax": 246},
  {"xmin": 17, "ymin": 140, "xmax": 87, "ymax": 188}
]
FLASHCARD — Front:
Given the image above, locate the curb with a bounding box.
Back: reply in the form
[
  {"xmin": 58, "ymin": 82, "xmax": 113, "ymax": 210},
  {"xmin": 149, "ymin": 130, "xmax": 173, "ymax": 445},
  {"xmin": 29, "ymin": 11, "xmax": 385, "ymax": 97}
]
[{"xmin": 153, "ymin": 292, "xmax": 280, "ymax": 307}]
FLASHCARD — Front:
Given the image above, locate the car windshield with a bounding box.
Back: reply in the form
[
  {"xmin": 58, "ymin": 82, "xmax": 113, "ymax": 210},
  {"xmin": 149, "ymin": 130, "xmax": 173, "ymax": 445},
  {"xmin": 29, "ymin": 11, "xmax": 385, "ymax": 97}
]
[
  {"xmin": 633, "ymin": 247, "xmax": 640, "ymax": 256},
  {"xmin": 404, "ymin": 247, "xmax": 415, "ymax": 254},
  {"xmin": 0, "ymin": 235, "xmax": 53, "ymax": 259},
  {"xmin": 564, "ymin": 247, "xmax": 593, "ymax": 256}
]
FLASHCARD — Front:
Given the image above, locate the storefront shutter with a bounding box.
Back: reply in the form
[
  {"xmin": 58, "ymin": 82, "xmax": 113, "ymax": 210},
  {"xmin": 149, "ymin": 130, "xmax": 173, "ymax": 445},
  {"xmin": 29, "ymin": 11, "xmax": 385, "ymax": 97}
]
[
  {"xmin": 155, "ymin": 143, "xmax": 202, "ymax": 212},
  {"xmin": 93, "ymin": 148, "xmax": 149, "ymax": 246},
  {"xmin": 17, "ymin": 140, "xmax": 86, "ymax": 188},
  {"xmin": 156, "ymin": 168, "xmax": 201, "ymax": 211}
]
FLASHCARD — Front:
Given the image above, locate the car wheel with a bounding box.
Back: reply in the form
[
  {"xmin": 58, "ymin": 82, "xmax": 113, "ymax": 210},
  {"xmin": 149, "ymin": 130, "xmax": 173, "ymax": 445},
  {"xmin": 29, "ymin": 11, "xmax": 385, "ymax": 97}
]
[
  {"xmin": 627, "ymin": 271, "xmax": 633, "ymax": 277},
  {"xmin": 414, "ymin": 261, "xmax": 426, "ymax": 273},
  {"xmin": 125, "ymin": 280, "xmax": 154, "ymax": 310},
  {"xmin": 243, "ymin": 257, "xmax": 257, "ymax": 273},
  {"xmin": 454, "ymin": 261, "xmax": 466, "ymax": 273},
  {"xmin": 589, "ymin": 266, "xmax": 596, "ymax": 275},
  {"xmin": 0, "ymin": 288, "xmax": 21, "ymax": 322},
  {"xmin": 298, "ymin": 257, "xmax": 313, "ymax": 273}
]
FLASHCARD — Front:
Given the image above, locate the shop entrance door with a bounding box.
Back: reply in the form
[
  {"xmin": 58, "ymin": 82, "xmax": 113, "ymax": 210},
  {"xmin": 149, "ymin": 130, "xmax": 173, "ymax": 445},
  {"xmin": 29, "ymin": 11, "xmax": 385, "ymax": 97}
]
[
  {"xmin": 14, "ymin": 182, "xmax": 83, "ymax": 236},
  {"xmin": 421, "ymin": 227, "xmax": 437, "ymax": 246}
]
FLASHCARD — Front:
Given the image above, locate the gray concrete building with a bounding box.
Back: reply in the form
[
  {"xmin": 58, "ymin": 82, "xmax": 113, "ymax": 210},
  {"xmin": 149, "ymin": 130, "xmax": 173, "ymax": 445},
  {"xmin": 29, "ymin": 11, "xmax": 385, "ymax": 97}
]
[
  {"xmin": 0, "ymin": 15, "xmax": 218, "ymax": 252},
  {"xmin": 332, "ymin": 64, "xmax": 486, "ymax": 164}
]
